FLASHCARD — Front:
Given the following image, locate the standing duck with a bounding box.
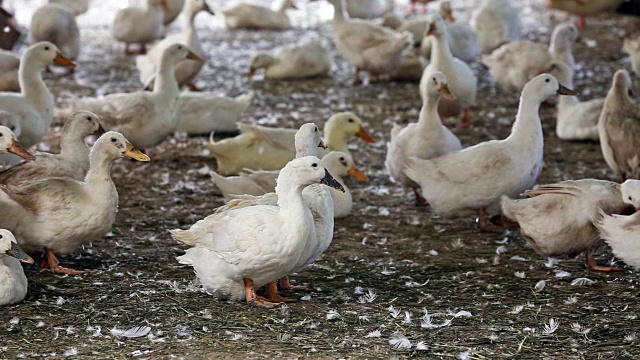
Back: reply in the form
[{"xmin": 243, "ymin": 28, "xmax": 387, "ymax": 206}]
[
  {"xmin": 547, "ymin": 0, "xmax": 624, "ymax": 29},
  {"xmin": 471, "ymin": 0, "xmax": 521, "ymax": 54},
  {"xmin": 598, "ymin": 69, "xmax": 640, "ymax": 181},
  {"xmin": 421, "ymin": 14, "xmax": 477, "ymax": 127},
  {"xmin": 0, "ymin": 132, "xmax": 149, "ymax": 275},
  {"xmin": 0, "ymin": 229, "xmax": 33, "ymax": 306},
  {"xmin": 404, "ymin": 74, "xmax": 576, "ymax": 231},
  {"xmin": 386, "ymin": 72, "xmax": 461, "ymax": 205},
  {"xmin": 113, "ymin": 0, "xmax": 168, "ymax": 55},
  {"xmin": 30, "ymin": 4, "xmax": 80, "ymax": 67},
  {"xmin": 223, "ymin": 0, "xmax": 297, "ymax": 30}
]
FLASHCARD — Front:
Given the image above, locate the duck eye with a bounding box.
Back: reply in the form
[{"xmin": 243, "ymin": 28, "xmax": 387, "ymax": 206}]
[
  {"xmin": 545, "ymin": 78, "xmax": 550, "ymax": 83},
  {"xmin": 86, "ymin": 116, "xmax": 92, "ymax": 121},
  {"xmin": 348, "ymin": 118, "xmax": 354, "ymax": 123},
  {"xmin": 0, "ymin": 133, "xmax": 4, "ymax": 137},
  {"xmin": 111, "ymin": 138, "xmax": 117, "ymax": 143},
  {"xmin": 629, "ymin": 196, "xmax": 633, "ymax": 201},
  {"xmin": 0, "ymin": 234, "xmax": 3, "ymax": 239},
  {"xmin": 311, "ymin": 163, "xmax": 318, "ymax": 168},
  {"xmin": 44, "ymin": 46, "xmax": 50, "ymax": 51},
  {"xmin": 339, "ymin": 157, "xmax": 344, "ymax": 161}
]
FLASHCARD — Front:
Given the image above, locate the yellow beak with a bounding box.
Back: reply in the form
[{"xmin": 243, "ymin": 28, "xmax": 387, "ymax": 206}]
[
  {"xmin": 124, "ymin": 144, "xmax": 150, "ymax": 162},
  {"xmin": 438, "ymin": 84, "xmax": 456, "ymax": 100},
  {"xmin": 186, "ymin": 50, "xmax": 205, "ymax": 62},
  {"xmin": 348, "ymin": 166, "xmax": 368, "ymax": 181}
]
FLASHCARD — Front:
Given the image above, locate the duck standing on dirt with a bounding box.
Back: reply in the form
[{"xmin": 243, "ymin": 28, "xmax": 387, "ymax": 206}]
[{"xmin": 113, "ymin": 0, "xmax": 168, "ymax": 55}]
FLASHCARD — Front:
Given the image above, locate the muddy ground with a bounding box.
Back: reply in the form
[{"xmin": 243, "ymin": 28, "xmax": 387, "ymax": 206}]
[{"xmin": 2, "ymin": 0, "xmax": 640, "ymax": 359}]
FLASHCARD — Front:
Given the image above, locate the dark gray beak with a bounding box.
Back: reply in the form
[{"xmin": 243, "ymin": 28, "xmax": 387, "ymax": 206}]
[
  {"xmin": 204, "ymin": 2, "xmax": 215, "ymax": 15},
  {"xmin": 557, "ymin": 84, "xmax": 578, "ymax": 96},
  {"xmin": 8, "ymin": 242, "xmax": 33, "ymax": 264},
  {"xmin": 320, "ymin": 169, "xmax": 345, "ymax": 193}
]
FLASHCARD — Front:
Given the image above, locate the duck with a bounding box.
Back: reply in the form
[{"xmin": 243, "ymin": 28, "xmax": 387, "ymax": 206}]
[
  {"xmin": 48, "ymin": 0, "xmax": 90, "ymax": 16},
  {"xmin": 502, "ymin": 179, "xmax": 636, "ymax": 271},
  {"xmin": 30, "ymin": 4, "xmax": 80, "ymax": 65},
  {"xmin": 598, "ymin": 69, "xmax": 640, "ymax": 181},
  {"xmin": 0, "ymin": 229, "xmax": 34, "ymax": 306},
  {"xmin": 596, "ymin": 181, "xmax": 640, "ymax": 270},
  {"xmin": 69, "ymin": 44, "xmax": 203, "ymax": 149},
  {"xmin": 622, "ymin": 36, "xmax": 640, "ymax": 75},
  {"xmin": 345, "ymin": 0, "xmax": 389, "ymax": 19},
  {"xmin": 248, "ymin": 40, "xmax": 332, "ymax": 80},
  {"xmin": 326, "ymin": 0, "xmax": 413, "ymax": 84},
  {"xmin": 0, "ymin": 112, "xmax": 21, "ymax": 140},
  {"xmin": 421, "ymin": 14, "xmax": 477, "ymax": 127},
  {"xmin": 0, "ymin": 112, "xmax": 103, "ymax": 186},
  {"xmin": 481, "ymin": 23, "xmax": 576, "ymax": 93},
  {"xmin": 404, "ymin": 74, "xmax": 576, "ymax": 231},
  {"xmin": 386, "ymin": 71, "xmax": 461, "ymax": 205},
  {"xmin": 172, "ymin": 156, "xmax": 344, "ymax": 307},
  {"xmin": 0, "ymin": 42, "xmax": 75, "ymax": 156},
  {"xmin": 177, "ymin": 91, "xmax": 254, "ymax": 135},
  {"xmin": 0, "ymin": 126, "xmax": 35, "ymax": 161},
  {"xmin": 136, "ymin": 0, "xmax": 214, "ymax": 91},
  {"xmin": 208, "ymin": 112, "xmax": 375, "ymax": 175},
  {"xmin": 0, "ymin": 50, "xmax": 20, "ymax": 92},
  {"xmin": 388, "ymin": 47, "xmax": 425, "ymax": 82},
  {"xmin": 549, "ymin": 61, "xmax": 603, "ymax": 141},
  {"xmin": 420, "ymin": 1, "xmax": 481, "ymax": 63},
  {"xmin": 547, "ymin": 0, "xmax": 624, "ymax": 29},
  {"xmin": 113, "ymin": 0, "xmax": 167, "ymax": 55},
  {"xmin": 320, "ymin": 151, "xmax": 367, "ymax": 218},
  {"xmin": 0, "ymin": 132, "xmax": 149, "ymax": 275},
  {"xmin": 223, "ymin": 0, "xmax": 297, "ymax": 30},
  {"xmin": 471, "ymin": 0, "xmax": 522, "ymax": 54},
  {"xmin": 163, "ymin": 0, "xmax": 185, "ymax": 26}
]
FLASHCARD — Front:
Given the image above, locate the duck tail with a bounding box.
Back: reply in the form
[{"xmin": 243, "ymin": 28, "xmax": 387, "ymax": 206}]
[
  {"xmin": 170, "ymin": 228, "xmax": 198, "ymax": 246},
  {"xmin": 206, "ymin": 131, "xmax": 223, "ymax": 155},
  {"xmin": 234, "ymin": 91, "xmax": 255, "ymax": 109}
]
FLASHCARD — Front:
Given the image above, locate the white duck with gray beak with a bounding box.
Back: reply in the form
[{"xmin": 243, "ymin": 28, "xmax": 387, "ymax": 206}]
[{"xmin": 0, "ymin": 229, "xmax": 34, "ymax": 306}]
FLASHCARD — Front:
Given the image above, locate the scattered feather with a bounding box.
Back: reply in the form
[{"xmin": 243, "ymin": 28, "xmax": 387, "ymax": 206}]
[
  {"xmin": 381, "ymin": 267, "xmax": 396, "ymax": 275},
  {"xmin": 564, "ymin": 296, "xmax": 578, "ymax": 305},
  {"xmin": 510, "ymin": 305, "xmax": 524, "ymax": 315},
  {"xmin": 416, "ymin": 341, "xmax": 428, "ymax": 350},
  {"xmin": 402, "ymin": 311, "xmax": 413, "ymax": 324},
  {"xmin": 405, "ymin": 280, "xmax": 429, "ymax": 288},
  {"xmin": 543, "ymin": 318, "xmax": 559, "ymax": 334},
  {"xmin": 625, "ymin": 333, "xmax": 637, "ymax": 342},
  {"xmin": 9, "ymin": 317, "xmax": 19, "ymax": 325},
  {"xmin": 571, "ymin": 278, "xmax": 595, "ymax": 286},
  {"xmin": 510, "ymin": 255, "xmax": 527, "ymax": 261},
  {"xmin": 555, "ymin": 270, "xmax": 571, "ymax": 278},
  {"xmin": 514, "ymin": 271, "xmax": 526, "ymax": 279},
  {"xmin": 545, "ymin": 258, "xmax": 559, "ymax": 268},
  {"xmin": 56, "ymin": 297, "xmax": 66, "ymax": 306},
  {"xmin": 358, "ymin": 289, "xmax": 377, "ymax": 304},
  {"xmin": 365, "ymin": 330, "xmax": 381, "ymax": 338},
  {"xmin": 496, "ymin": 246, "xmax": 507, "ymax": 254},
  {"xmin": 534, "ymin": 280, "xmax": 545, "ymax": 292},
  {"xmin": 389, "ymin": 332, "xmax": 412, "ymax": 349},
  {"xmin": 429, "ymin": 250, "xmax": 439, "ymax": 256},
  {"xmin": 570, "ymin": 323, "xmax": 591, "ymax": 335},
  {"xmin": 452, "ymin": 311, "xmax": 472, "ymax": 318},
  {"xmin": 300, "ymin": 295, "xmax": 312, "ymax": 301},
  {"xmin": 326, "ymin": 310, "xmax": 342, "ymax": 320},
  {"xmin": 388, "ymin": 306, "xmax": 401, "ymax": 319},
  {"xmin": 64, "ymin": 348, "xmax": 78, "ymax": 357},
  {"xmin": 110, "ymin": 326, "xmax": 151, "ymax": 338}
]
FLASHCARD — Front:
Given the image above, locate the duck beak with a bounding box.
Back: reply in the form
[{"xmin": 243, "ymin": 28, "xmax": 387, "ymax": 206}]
[
  {"xmin": 203, "ymin": 2, "xmax": 215, "ymax": 15},
  {"xmin": 247, "ymin": 67, "xmax": 256, "ymax": 80},
  {"xmin": 629, "ymin": 88, "xmax": 636, "ymax": 97},
  {"xmin": 124, "ymin": 144, "xmax": 150, "ymax": 162},
  {"xmin": 8, "ymin": 242, "xmax": 33, "ymax": 264},
  {"xmin": 424, "ymin": 23, "xmax": 436, "ymax": 37},
  {"xmin": 356, "ymin": 125, "xmax": 375, "ymax": 143},
  {"xmin": 54, "ymin": 52, "xmax": 76, "ymax": 68},
  {"xmin": 8, "ymin": 139, "xmax": 35, "ymax": 161},
  {"xmin": 438, "ymin": 84, "xmax": 456, "ymax": 100},
  {"xmin": 347, "ymin": 166, "xmax": 368, "ymax": 181},
  {"xmin": 320, "ymin": 169, "xmax": 345, "ymax": 193},
  {"xmin": 94, "ymin": 124, "xmax": 106, "ymax": 137},
  {"xmin": 557, "ymin": 84, "xmax": 578, "ymax": 96},
  {"xmin": 186, "ymin": 50, "xmax": 205, "ymax": 62},
  {"xmin": 318, "ymin": 139, "xmax": 328, "ymax": 149},
  {"xmin": 443, "ymin": 9, "xmax": 455, "ymax": 22},
  {"xmin": 161, "ymin": 0, "xmax": 170, "ymax": 13}
]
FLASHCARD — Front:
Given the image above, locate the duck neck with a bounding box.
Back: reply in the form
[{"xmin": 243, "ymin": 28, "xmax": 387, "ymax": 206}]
[
  {"xmin": 275, "ymin": 182, "xmax": 311, "ymax": 241},
  {"xmin": 556, "ymin": 70, "xmax": 577, "ymax": 110},
  {"xmin": 18, "ymin": 58, "xmax": 52, "ymax": 119},
  {"xmin": 610, "ymin": 82, "xmax": 632, "ymax": 107},
  {"xmin": 323, "ymin": 124, "xmax": 348, "ymax": 152},
  {"xmin": 417, "ymin": 94, "xmax": 442, "ymax": 130},
  {"xmin": 508, "ymin": 94, "xmax": 543, "ymax": 146},
  {"xmin": 430, "ymin": 32, "xmax": 453, "ymax": 65},
  {"xmin": 60, "ymin": 129, "xmax": 89, "ymax": 162},
  {"xmin": 154, "ymin": 56, "xmax": 180, "ymax": 97},
  {"xmin": 295, "ymin": 144, "xmax": 319, "ymax": 158},
  {"xmin": 332, "ymin": 0, "xmax": 347, "ymax": 22},
  {"xmin": 185, "ymin": 8, "xmax": 198, "ymax": 36},
  {"xmin": 84, "ymin": 151, "xmax": 115, "ymax": 184}
]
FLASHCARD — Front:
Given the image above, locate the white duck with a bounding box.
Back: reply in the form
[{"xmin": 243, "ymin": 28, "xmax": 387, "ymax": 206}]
[
  {"xmin": 471, "ymin": 0, "xmax": 522, "ymax": 54},
  {"xmin": 0, "ymin": 112, "xmax": 103, "ymax": 186},
  {"xmin": 30, "ymin": 4, "xmax": 80, "ymax": 63},
  {"xmin": 547, "ymin": 0, "xmax": 624, "ymax": 29},
  {"xmin": 0, "ymin": 229, "xmax": 33, "ymax": 306},
  {"xmin": 502, "ymin": 179, "xmax": 636, "ymax": 271},
  {"xmin": 223, "ymin": 0, "xmax": 297, "ymax": 30},
  {"xmin": 421, "ymin": 14, "xmax": 477, "ymax": 126},
  {"xmin": 208, "ymin": 112, "xmax": 375, "ymax": 175},
  {"xmin": 598, "ymin": 69, "xmax": 640, "ymax": 181},
  {"xmin": 596, "ymin": 181, "xmax": 640, "ymax": 270},
  {"xmin": 49, "ymin": 0, "xmax": 90, "ymax": 16},
  {"xmin": 177, "ymin": 91, "xmax": 254, "ymax": 135},
  {"xmin": 623, "ymin": 36, "xmax": 640, "ymax": 75},
  {"xmin": 482, "ymin": 23, "xmax": 576, "ymax": 93},
  {"xmin": 163, "ymin": 0, "xmax": 185, "ymax": 26},
  {"xmin": 404, "ymin": 74, "xmax": 576, "ymax": 231},
  {"xmin": 0, "ymin": 112, "xmax": 21, "ymax": 139},
  {"xmin": 326, "ymin": 0, "xmax": 413, "ymax": 84},
  {"xmin": 345, "ymin": 0, "xmax": 389, "ymax": 19},
  {"xmin": 0, "ymin": 126, "xmax": 34, "ymax": 161},
  {"xmin": 248, "ymin": 40, "xmax": 332, "ymax": 80},
  {"xmin": 386, "ymin": 71, "xmax": 461, "ymax": 205},
  {"xmin": 0, "ymin": 132, "xmax": 149, "ymax": 275},
  {"xmin": 0, "ymin": 50, "xmax": 20, "ymax": 92},
  {"xmin": 70, "ymin": 44, "xmax": 203, "ymax": 149},
  {"xmin": 113, "ymin": 0, "xmax": 167, "ymax": 55},
  {"xmin": 172, "ymin": 156, "xmax": 343, "ymax": 307},
  {"xmin": 136, "ymin": 0, "xmax": 214, "ymax": 90}
]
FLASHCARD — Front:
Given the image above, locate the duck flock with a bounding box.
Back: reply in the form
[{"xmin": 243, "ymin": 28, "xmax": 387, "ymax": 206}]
[{"xmin": 1, "ymin": 0, "xmax": 640, "ymax": 352}]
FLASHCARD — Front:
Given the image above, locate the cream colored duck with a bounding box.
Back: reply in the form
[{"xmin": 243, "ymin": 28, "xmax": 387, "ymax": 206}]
[
  {"xmin": 421, "ymin": 14, "xmax": 477, "ymax": 126},
  {"xmin": 386, "ymin": 71, "xmax": 461, "ymax": 205},
  {"xmin": 177, "ymin": 91, "xmax": 254, "ymax": 135},
  {"xmin": 550, "ymin": 61, "xmax": 603, "ymax": 141},
  {"xmin": 471, "ymin": 0, "xmax": 521, "ymax": 54},
  {"xmin": 623, "ymin": 37, "xmax": 640, "ymax": 75},
  {"xmin": 0, "ymin": 132, "xmax": 149, "ymax": 275},
  {"xmin": 0, "ymin": 50, "xmax": 20, "ymax": 92},
  {"xmin": 0, "ymin": 126, "xmax": 35, "ymax": 161},
  {"xmin": 404, "ymin": 74, "xmax": 576, "ymax": 230},
  {"xmin": 172, "ymin": 156, "xmax": 343, "ymax": 307},
  {"xmin": 421, "ymin": 2, "xmax": 481, "ymax": 64},
  {"xmin": 596, "ymin": 181, "xmax": 640, "ymax": 269},
  {"xmin": 208, "ymin": 112, "xmax": 375, "ymax": 175},
  {"xmin": 113, "ymin": 0, "xmax": 167, "ymax": 55},
  {"xmin": 70, "ymin": 44, "xmax": 203, "ymax": 149},
  {"xmin": 0, "ymin": 112, "xmax": 103, "ymax": 186},
  {"xmin": 321, "ymin": 151, "xmax": 367, "ymax": 218},
  {"xmin": 598, "ymin": 69, "xmax": 640, "ymax": 181},
  {"xmin": 0, "ymin": 229, "xmax": 33, "ymax": 306},
  {"xmin": 248, "ymin": 40, "xmax": 332, "ymax": 80},
  {"xmin": 346, "ymin": 0, "xmax": 389, "ymax": 19},
  {"xmin": 502, "ymin": 179, "xmax": 636, "ymax": 271},
  {"xmin": 136, "ymin": 0, "xmax": 214, "ymax": 90},
  {"xmin": 49, "ymin": 0, "xmax": 90, "ymax": 16},
  {"xmin": 482, "ymin": 23, "xmax": 576, "ymax": 93},
  {"xmin": 30, "ymin": 4, "xmax": 80, "ymax": 62},
  {"xmin": 326, "ymin": 0, "xmax": 413, "ymax": 84},
  {"xmin": 223, "ymin": 0, "xmax": 297, "ymax": 30},
  {"xmin": 548, "ymin": 0, "xmax": 623, "ymax": 29}
]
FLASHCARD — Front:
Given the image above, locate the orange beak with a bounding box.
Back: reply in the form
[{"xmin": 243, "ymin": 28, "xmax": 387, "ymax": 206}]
[
  {"xmin": 247, "ymin": 67, "xmax": 256, "ymax": 80},
  {"xmin": 348, "ymin": 166, "xmax": 368, "ymax": 181},
  {"xmin": 54, "ymin": 52, "xmax": 76, "ymax": 68},
  {"xmin": 443, "ymin": 9, "xmax": 455, "ymax": 22},
  {"xmin": 8, "ymin": 138, "xmax": 35, "ymax": 161},
  {"xmin": 356, "ymin": 125, "xmax": 375, "ymax": 143},
  {"xmin": 186, "ymin": 50, "xmax": 205, "ymax": 62},
  {"xmin": 438, "ymin": 84, "xmax": 456, "ymax": 100},
  {"xmin": 424, "ymin": 23, "xmax": 436, "ymax": 37}
]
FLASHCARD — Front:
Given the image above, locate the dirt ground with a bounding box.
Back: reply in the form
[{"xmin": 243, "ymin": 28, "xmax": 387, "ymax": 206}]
[{"xmin": 2, "ymin": 0, "xmax": 640, "ymax": 359}]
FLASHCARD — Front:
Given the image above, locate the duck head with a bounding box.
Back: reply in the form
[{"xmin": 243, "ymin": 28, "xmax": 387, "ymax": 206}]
[
  {"xmin": 621, "ymin": 180, "xmax": 640, "ymax": 210},
  {"xmin": 523, "ymin": 73, "xmax": 577, "ymax": 103},
  {"xmin": 92, "ymin": 131, "xmax": 150, "ymax": 162},
  {"xmin": 612, "ymin": 69, "xmax": 635, "ymax": 98},
  {"xmin": 0, "ymin": 229, "xmax": 33, "ymax": 264},
  {"xmin": 282, "ymin": 156, "xmax": 345, "ymax": 192},
  {"xmin": 423, "ymin": 71, "xmax": 455, "ymax": 101},
  {"xmin": 323, "ymin": 151, "xmax": 368, "ymax": 181},
  {"xmin": 25, "ymin": 41, "xmax": 76, "ymax": 69},
  {"xmin": 66, "ymin": 111, "xmax": 105, "ymax": 139},
  {"xmin": 424, "ymin": 14, "xmax": 446, "ymax": 38},
  {"xmin": 295, "ymin": 123, "xmax": 327, "ymax": 157},
  {"xmin": 162, "ymin": 43, "xmax": 204, "ymax": 67},
  {"xmin": 0, "ymin": 126, "xmax": 35, "ymax": 161},
  {"xmin": 248, "ymin": 53, "xmax": 276, "ymax": 80},
  {"xmin": 325, "ymin": 112, "xmax": 375, "ymax": 145}
]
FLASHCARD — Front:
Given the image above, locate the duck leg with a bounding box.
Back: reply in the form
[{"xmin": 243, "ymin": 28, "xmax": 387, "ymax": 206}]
[
  {"xmin": 243, "ymin": 278, "xmax": 279, "ymax": 308},
  {"xmin": 186, "ymin": 82, "xmax": 201, "ymax": 91},
  {"xmin": 477, "ymin": 208, "xmax": 507, "ymax": 233},
  {"xmin": 413, "ymin": 188, "xmax": 429, "ymax": 207},
  {"xmin": 139, "ymin": 44, "xmax": 147, "ymax": 55},
  {"xmin": 577, "ymin": 15, "xmax": 586, "ymax": 30},
  {"xmin": 40, "ymin": 248, "xmax": 84, "ymax": 275},
  {"xmin": 457, "ymin": 109, "xmax": 471, "ymax": 128},
  {"xmin": 265, "ymin": 282, "xmax": 297, "ymax": 303},
  {"xmin": 124, "ymin": 43, "xmax": 136, "ymax": 56},
  {"xmin": 354, "ymin": 67, "xmax": 362, "ymax": 85},
  {"xmin": 585, "ymin": 250, "xmax": 623, "ymax": 272},
  {"xmin": 278, "ymin": 275, "xmax": 308, "ymax": 290}
]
